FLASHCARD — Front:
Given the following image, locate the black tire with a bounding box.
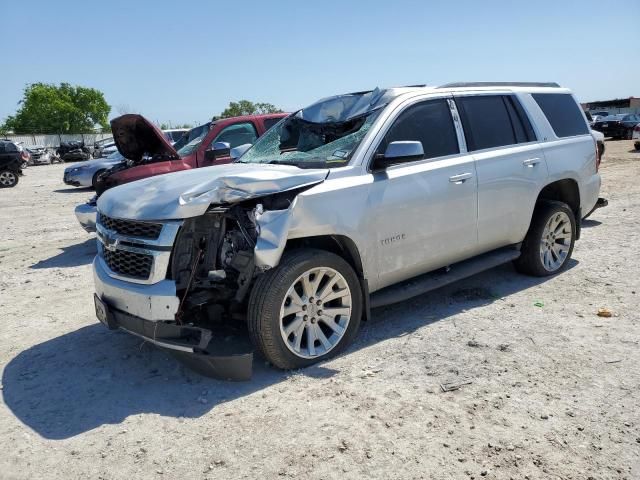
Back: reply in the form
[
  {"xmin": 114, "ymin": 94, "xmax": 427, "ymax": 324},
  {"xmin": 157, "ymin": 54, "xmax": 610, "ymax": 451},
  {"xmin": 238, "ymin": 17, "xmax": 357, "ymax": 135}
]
[
  {"xmin": 247, "ymin": 248, "xmax": 363, "ymax": 370},
  {"xmin": 597, "ymin": 141, "xmax": 605, "ymax": 158},
  {"xmin": 0, "ymin": 170, "xmax": 19, "ymax": 188},
  {"xmin": 92, "ymin": 169, "xmax": 106, "ymax": 189},
  {"xmin": 625, "ymin": 129, "xmax": 633, "ymax": 140},
  {"xmin": 514, "ymin": 201, "xmax": 576, "ymax": 277}
]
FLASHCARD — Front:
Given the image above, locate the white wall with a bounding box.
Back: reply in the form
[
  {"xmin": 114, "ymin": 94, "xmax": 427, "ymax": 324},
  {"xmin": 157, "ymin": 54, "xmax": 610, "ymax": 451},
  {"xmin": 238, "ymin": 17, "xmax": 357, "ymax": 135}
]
[{"xmin": 2, "ymin": 133, "xmax": 112, "ymax": 148}]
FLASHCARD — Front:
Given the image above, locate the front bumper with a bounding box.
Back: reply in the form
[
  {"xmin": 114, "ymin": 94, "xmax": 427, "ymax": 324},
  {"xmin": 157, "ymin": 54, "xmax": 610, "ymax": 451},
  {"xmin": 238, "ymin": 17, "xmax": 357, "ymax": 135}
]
[
  {"xmin": 75, "ymin": 203, "xmax": 98, "ymax": 232},
  {"xmin": 93, "ymin": 255, "xmax": 179, "ymax": 321},
  {"xmin": 64, "ymin": 170, "xmax": 92, "ymax": 187},
  {"xmin": 93, "ymin": 257, "xmax": 253, "ymax": 380}
]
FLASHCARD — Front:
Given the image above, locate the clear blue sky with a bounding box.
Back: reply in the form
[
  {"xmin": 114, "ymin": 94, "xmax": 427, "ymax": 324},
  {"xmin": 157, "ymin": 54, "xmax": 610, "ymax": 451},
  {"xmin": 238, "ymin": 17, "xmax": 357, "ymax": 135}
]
[{"xmin": 2, "ymin": 0, "xmax": 639, "ymax": 126}]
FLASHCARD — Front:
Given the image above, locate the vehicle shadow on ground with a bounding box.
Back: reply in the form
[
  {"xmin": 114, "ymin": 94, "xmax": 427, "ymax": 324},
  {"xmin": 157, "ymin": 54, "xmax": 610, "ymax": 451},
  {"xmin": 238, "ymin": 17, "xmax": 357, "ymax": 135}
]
[
  {"xmin": 582, "ymin": 219, "xmax": 602, "ymax": 228},
  {"xmin": 53, "ymin": 187, "xmax": 94, "ymax": 194},
  {"xmin": 30, "ymin": 238, "xmax": 96, "ymax": 269},
  {"xmin": 2, "ymin": 260, "xmax": 577, "ymax": 440}
]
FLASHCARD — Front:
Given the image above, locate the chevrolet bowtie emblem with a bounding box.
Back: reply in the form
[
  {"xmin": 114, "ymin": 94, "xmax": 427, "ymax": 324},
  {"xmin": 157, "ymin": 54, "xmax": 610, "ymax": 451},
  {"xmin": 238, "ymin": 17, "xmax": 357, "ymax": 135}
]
[{"xmin": 103, "ymin": 232, "xmax": 119, "ymax": 252}]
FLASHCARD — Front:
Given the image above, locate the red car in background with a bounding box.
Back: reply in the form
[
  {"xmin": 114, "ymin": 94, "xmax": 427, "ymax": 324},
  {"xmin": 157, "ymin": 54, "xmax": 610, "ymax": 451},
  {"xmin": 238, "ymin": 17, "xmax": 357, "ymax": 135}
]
[
  {"xmin": 96, "ymin": 113, "xmax": 287, "ymax": 194},
  {"xmin": 75, "ymin": 112, "xmax": 287, "ymax": 231}
]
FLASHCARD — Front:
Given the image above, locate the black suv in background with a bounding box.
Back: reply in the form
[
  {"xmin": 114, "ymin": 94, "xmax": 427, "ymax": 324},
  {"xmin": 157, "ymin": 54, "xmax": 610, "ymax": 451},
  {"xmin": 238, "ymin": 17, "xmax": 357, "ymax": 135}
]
[
  {"xmin": 0, "ymin": 140, "xmax": 26, "ymax": 188},
  {"xmin": 592, "ymin": 114, "xmax": 640, "ymax": 139}
]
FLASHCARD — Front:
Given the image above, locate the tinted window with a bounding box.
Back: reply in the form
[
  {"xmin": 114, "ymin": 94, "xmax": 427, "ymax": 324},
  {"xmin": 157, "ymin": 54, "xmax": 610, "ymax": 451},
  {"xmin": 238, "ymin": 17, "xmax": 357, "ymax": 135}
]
[
  {"xmin": 4, "ymin": 142, "xmax": 17, "ymax": 152},
  {"xmin": 532, "ymin": 93, "xmax": 589, "ymax": 137},
  {"xmin": 0, "ymin": 143, "xmax": 5, "ymax": 153},
  {"xmin": 263, "ymin": 117, "xmax": 282, "ymax": 130},
  {"xmin": 212, "ymin": 122, "xmax": 258, "ymax": 148},
  {"xmin": 456, "ymin": 95, "xmax": 521, "ymax": 150},
  {"xmin": 376, "ymin": 99, "xmax": 459, "ymax": 161}
]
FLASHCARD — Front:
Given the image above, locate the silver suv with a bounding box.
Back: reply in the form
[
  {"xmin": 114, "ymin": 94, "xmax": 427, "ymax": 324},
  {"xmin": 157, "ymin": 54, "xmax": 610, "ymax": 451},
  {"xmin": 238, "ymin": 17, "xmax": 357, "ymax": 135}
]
[{"xmin": 92, "ymin": 82, "xmax": 605, "ymax": 379}]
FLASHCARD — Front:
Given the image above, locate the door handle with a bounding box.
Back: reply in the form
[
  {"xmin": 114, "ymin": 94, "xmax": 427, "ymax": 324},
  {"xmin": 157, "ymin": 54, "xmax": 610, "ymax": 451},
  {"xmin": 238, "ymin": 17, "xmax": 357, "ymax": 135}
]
[
  {"xmin": 523, "ymin": 157, "xmax": 541, "ymax": 167},
  {"xmin": 449, "ymin": 172, "xmax": 473, "ymax": 183}
]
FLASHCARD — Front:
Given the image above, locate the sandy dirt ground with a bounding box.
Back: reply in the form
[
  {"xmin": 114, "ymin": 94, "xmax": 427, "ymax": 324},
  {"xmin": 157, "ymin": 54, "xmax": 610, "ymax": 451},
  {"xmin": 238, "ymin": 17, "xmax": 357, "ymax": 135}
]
[{"xmin": 0, "ymin": 141, "xmax": 639, "ymax": 480}]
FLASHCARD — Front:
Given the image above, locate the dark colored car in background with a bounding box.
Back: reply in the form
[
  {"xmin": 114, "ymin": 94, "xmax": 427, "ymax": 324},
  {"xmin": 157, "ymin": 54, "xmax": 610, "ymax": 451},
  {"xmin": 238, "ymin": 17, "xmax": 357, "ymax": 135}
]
[
  {"xmin": 57, "ymin": 141, "xmax": 92, "ymax": 161},
  {"xmin": 591, "ymin": 114, "xmax": 640, "ymax": 139},
  {"xmin": 0, "ymin": 140, "xmax": 26, "ymax": 188}
]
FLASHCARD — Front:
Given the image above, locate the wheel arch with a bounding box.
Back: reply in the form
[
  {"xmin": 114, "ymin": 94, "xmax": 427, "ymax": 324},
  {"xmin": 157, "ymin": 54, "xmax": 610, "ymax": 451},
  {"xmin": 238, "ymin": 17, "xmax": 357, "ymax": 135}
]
[
  {"xmin": 535, "ymin": 178, "xmax": 581, "ymax": 238},
  {"xmin": 282, "ymin": 234, "xmax": 371, "ymax": 321}
]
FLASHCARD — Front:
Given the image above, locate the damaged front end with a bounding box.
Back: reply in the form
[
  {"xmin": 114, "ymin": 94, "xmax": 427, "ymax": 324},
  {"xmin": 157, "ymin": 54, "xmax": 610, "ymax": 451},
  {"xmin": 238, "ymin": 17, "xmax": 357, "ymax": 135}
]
[{"xmin": 94, "ymin": 167, "xmax": 324, "ymax": 380}]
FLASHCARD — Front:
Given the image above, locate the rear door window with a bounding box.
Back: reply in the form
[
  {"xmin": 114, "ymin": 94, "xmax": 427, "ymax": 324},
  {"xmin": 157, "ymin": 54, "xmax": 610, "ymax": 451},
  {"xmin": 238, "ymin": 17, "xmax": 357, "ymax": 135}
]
[
  {"xmin": 456, "ymin": 95, "xmax": 532, "ymax": 151},
  {"xmin": 532, "ymin": 93, "xmax": 589, "ymax": 138},
  {"xmin": 376, "ymin": 98, "xmax": 459, "ymax": 161}
]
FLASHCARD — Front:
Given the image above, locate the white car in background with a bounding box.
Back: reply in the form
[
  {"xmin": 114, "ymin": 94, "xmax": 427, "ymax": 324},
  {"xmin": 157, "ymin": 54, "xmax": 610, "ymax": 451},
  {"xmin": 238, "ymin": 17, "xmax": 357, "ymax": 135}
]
[{"xmin": 63, "ymin": 151, "xmax": 125, "ymax": 188}]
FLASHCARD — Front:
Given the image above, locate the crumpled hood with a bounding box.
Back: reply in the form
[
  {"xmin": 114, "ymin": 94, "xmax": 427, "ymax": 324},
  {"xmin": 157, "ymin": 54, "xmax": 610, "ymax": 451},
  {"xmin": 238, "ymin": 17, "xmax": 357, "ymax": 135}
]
[
  {"xmin": 110, "ymin": 114, "xmax": 178, "ymax": 162},
  {"xmin": 97, "ymin": 163, "xmax": 329, "ymax": 221}
]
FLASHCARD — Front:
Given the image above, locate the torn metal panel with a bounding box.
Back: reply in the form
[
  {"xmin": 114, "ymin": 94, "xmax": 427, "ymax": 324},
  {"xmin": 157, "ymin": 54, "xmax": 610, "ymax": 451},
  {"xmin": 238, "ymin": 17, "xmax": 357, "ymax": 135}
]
[
  {"xmin": 97, "ymin": 163, "xmax": 328, "ymax": 221},
  {"xmin": 253, "ymin": 207, "xmax": 294, "ymax": 268}
]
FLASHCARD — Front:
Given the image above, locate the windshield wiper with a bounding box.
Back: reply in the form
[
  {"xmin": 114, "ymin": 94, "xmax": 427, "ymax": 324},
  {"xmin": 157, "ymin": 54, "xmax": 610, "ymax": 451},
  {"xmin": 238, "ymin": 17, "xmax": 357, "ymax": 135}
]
[{"xmin": 267, "ymin": 160, "xmax": 328, "ymax": 169}]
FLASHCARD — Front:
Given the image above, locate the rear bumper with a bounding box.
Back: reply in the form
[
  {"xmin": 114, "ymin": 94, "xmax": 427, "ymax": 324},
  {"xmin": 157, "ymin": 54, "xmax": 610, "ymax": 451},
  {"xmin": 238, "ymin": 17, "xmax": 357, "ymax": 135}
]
[
  {"xmin": 592, "ymin": 197, "xmax": 608, "ymax": 211},
  {"xmin": 581, "ymin": 173, "xmax": 602, "ymax": 217},
  {"xmin": 75, "ymin": 203, "xmax": 98, "ymax": 232}
]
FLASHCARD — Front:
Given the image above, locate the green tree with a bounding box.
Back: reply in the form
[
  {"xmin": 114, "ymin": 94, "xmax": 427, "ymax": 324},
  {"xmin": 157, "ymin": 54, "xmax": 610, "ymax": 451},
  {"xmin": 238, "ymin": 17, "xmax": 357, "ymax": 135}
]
[
  {"xmin": 2, "ymin": 83, "xmax": 110, "ymax": 133},
  {"xmin": 218, "ymin": 100, "xmax": 282, "ymax": 119}
]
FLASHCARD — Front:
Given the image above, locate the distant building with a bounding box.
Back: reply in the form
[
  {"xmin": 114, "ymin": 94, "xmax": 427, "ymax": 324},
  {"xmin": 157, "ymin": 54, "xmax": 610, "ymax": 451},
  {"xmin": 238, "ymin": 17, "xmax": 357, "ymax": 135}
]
[{"xmin": 581, "ymin": 97, "xmax": 640, "ymax": 115}]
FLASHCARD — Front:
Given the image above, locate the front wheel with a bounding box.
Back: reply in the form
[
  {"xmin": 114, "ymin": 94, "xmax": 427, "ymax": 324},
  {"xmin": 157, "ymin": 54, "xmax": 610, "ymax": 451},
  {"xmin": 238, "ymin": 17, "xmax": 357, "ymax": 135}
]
[
  {"xmin": 248, "ymin": 249, "xmax": 362, "ymax": 369},
  {"xmin": 514, "ymin": 201, "xmax": 576, "ymax": 276},
  {"xmin": 92, "ymin": 169, "xmax": 106, "ymax": 189},
  {"xmin": 0, "ymin": 170, "xmax": 19, "ymax": 188}
]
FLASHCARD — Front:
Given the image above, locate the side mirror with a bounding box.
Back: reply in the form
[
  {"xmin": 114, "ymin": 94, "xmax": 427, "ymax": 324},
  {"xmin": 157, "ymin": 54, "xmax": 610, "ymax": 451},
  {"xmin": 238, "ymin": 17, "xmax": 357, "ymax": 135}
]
[
  {"xmin": 204, "ymin": 141, "xmax": 231, "ymax": 161},
  {"xmin": 373, "ymin": 141, "xmax": 424, "ymax": 169},
  {"xmin": 230, "ymin": 143, "xmax": 252, "ymax": 160}
]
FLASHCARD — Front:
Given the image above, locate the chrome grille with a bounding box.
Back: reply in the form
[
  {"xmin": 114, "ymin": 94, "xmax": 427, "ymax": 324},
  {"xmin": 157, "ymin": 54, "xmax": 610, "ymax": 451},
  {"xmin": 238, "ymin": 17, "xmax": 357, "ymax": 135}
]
[
  {"xmin": 103, "ymin": 249, "xmax": 153, "ymax": 280},
  {"xmin": 98, "ymin": 213, "xmax": 162, "ymax": 239}
]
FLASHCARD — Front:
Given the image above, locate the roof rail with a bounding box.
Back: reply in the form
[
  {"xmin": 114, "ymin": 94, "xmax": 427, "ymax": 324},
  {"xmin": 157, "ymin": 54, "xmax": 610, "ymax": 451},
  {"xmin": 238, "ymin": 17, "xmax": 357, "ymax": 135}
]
[{"xmin": 438, "ymin": 82, "xmax": 560, "ymax": 88}]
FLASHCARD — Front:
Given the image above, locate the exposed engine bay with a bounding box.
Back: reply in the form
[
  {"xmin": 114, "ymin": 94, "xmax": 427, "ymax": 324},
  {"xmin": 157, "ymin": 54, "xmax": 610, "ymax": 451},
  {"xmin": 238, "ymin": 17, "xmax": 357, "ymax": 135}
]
[{"xmin": 170, "ymin": 190, "xmax": 299, "ymax": 328}]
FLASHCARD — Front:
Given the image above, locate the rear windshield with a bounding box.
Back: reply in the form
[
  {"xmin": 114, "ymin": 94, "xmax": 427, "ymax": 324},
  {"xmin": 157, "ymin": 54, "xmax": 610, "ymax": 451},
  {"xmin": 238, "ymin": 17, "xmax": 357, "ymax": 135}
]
[
  {"xmin": 600, "ymin": 114, "xmax": 626, "ymax": 121},
  {"xmin": 174, "ymin": 123, "xmax": 211, "ymax": 155},
  {"xmin": 532, "ymin": 93, "xmax": 589, "ymax": 138}
]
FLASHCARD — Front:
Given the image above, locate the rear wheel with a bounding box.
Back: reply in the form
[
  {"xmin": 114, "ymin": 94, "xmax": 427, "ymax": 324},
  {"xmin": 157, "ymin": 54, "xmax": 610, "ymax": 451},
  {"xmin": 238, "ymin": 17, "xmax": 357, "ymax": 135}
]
[
  {"xmin": 248, "ymin": 249, "xmax": 362, "ymax": 369},
  {"xmin": 514, "ymin": 201, "xmax": 575, "ymax": 276},
  {"xmin": 0, "ymin": 170, "xmax": 19, "ymax": 188}
]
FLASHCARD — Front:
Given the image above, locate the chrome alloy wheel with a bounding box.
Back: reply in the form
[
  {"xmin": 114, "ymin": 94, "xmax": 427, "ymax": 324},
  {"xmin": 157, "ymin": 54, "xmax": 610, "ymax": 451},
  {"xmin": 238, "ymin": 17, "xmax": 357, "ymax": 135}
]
[
  {"xmin": 0, "ymin": 171, "xmax": 17, "ymax": 187},
  {"xmin": 279, "ymin": 267, "xmax": 352, "ymax": 359},
  {"xmin": 540, "ymin": 211, "xmax": 572, "ymax": 272}
]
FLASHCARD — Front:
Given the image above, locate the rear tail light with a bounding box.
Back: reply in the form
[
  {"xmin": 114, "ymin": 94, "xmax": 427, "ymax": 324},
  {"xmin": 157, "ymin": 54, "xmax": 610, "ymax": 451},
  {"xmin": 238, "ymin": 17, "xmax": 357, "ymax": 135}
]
[
  {"xmin": 634, "ymin": 125, "xmax": 640, "ymax": 132},
  {"xmin": 21, "ymin": 151, "xmax": 29, "ymax": 160}
]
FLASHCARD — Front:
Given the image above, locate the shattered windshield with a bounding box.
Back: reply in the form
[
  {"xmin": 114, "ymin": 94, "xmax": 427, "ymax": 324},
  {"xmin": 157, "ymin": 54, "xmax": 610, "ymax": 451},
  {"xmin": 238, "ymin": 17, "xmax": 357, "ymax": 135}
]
[
  {"xmin": 238, "ymin": 89, "xmax": 391, "ymax": 168},
  {"xmin": 175, "ymin": 122, "xmax": 211, "ymax": 156}
]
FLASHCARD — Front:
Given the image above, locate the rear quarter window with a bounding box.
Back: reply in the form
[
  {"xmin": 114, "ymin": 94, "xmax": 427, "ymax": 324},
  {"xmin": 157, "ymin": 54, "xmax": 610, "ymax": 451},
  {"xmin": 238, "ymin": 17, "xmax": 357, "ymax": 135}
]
[{"xmin": 532, "ymin": 93, "xmax": 589, "ymax": 138}]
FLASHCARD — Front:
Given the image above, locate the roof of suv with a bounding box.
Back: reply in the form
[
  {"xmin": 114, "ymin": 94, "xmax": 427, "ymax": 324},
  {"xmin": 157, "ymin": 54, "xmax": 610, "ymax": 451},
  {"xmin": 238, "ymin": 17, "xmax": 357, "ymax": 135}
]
[{"xmin": 386, "ymin": 82, "xmax": 567, "ymax": 98}]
